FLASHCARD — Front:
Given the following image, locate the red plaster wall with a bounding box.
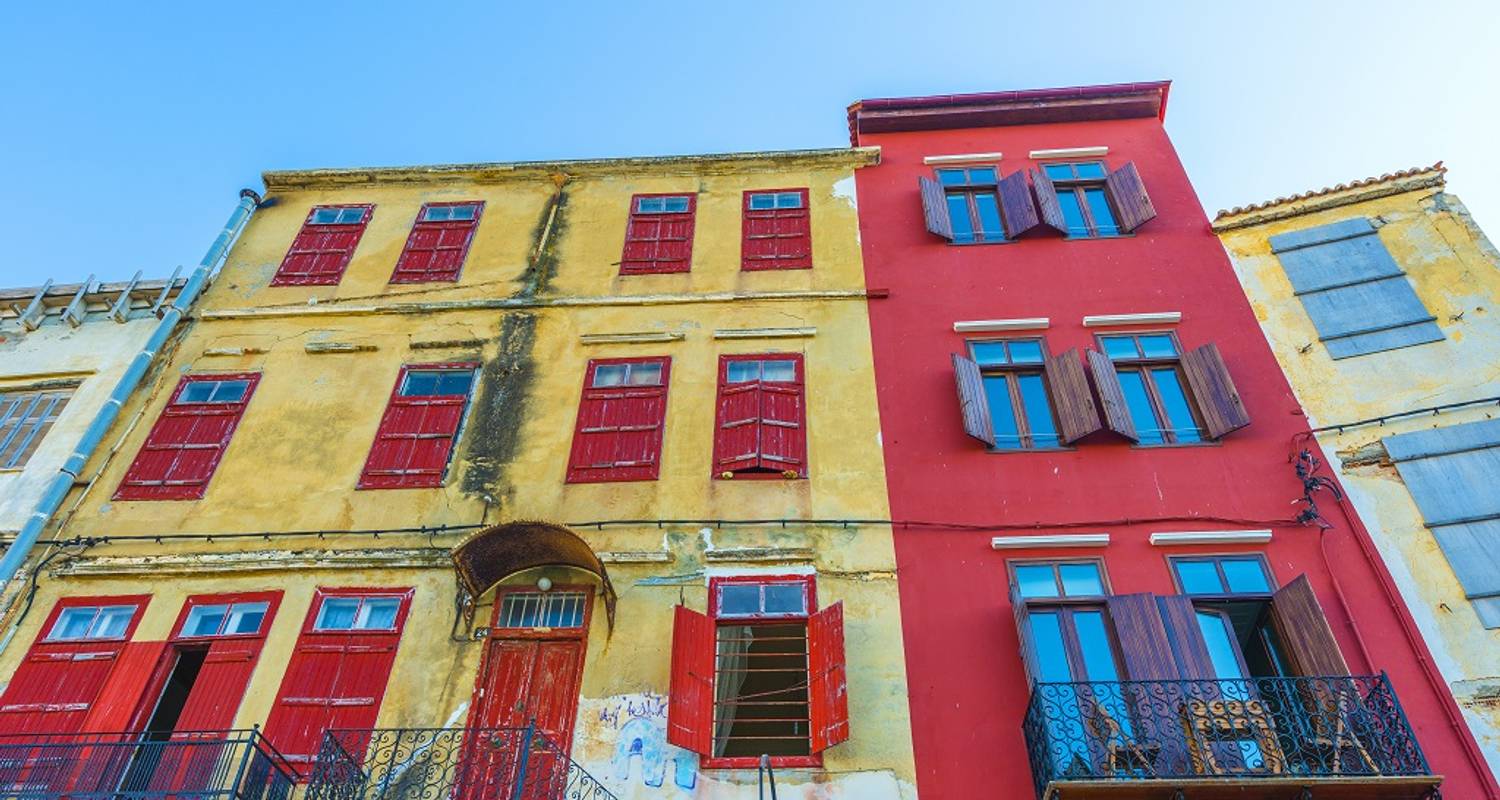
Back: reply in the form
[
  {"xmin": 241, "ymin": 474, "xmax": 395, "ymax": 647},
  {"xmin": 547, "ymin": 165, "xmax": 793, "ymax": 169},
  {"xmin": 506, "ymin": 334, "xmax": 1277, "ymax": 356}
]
[{"xmin": 853, "ymin": 116, "xmax": 1495, "ymax": 798}]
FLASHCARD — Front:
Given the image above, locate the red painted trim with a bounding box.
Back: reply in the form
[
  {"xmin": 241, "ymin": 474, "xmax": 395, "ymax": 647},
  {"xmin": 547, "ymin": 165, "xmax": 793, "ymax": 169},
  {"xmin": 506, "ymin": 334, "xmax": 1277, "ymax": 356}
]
[
  {"xmin": 167, "ymin": 590, "xmax": 283, "ymax": 641},
  {"xmin": 298, "ymin": 587, "xmax": 415, "ymax": 635},
  {"xmin": 389, "ymin": 201, "xmax": 485, "ymax": 284},
  {"xmin": 741, "ymin": 188, "xmax": 812, "ymax": 271},
  {"xmin": 113, "ymin": 373, "xmax": 261, "ymax": 501},
  {"xmin": 620, "ymin": 193, "xmax": 697, "ymax": 275},
  {"xmin": 33, "ymin": 595, "xmax": 152, "ymax": 644},
  {"xmin": 565, "ymin": 356, "xmax": 672, "ymax": 484},
  {"xmin": 270, "ymin": 204, "xmax": 375, "ymax": 287},
  {"xmin": 356, "ymin": 362, "xmax": 478, "ymax": 490},
  {"xmin": 712, "ymin": 353, "xmax": 808, "ymax": 480}
]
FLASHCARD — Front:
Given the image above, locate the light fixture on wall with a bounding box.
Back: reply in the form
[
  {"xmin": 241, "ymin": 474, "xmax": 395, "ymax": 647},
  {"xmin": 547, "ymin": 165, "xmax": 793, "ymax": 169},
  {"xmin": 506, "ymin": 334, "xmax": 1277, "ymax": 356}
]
[{"xmin": 536, "ymin": 577, "xmax": 553, "ymax": 592}]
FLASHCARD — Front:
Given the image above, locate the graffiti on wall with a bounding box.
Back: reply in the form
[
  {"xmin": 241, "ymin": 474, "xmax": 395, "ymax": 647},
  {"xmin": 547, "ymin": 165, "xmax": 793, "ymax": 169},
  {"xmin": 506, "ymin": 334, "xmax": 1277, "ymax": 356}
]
[{"xmin": 599, "ymin": 692, "xmax": 697, "ymax": 790}]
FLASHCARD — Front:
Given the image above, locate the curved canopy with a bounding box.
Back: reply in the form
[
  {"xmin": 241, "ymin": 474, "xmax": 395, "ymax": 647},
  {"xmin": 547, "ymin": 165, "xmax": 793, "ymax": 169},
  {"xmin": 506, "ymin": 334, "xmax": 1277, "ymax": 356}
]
[{"xmin": 451, "ymin": 520, "xmax": 616, "ymax": 628}]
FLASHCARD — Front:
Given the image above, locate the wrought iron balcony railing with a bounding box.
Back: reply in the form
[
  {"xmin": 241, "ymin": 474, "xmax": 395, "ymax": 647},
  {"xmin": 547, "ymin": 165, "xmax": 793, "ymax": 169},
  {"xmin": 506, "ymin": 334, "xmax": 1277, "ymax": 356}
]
[
  {"xmin": 305, "ymin": 725, "xmax": 617, "ymax": 800},
  {"xmin": 1022, "ymin": 674, "xmax": 1433, "ymax": 798},
  {"xmin": 0, "ymin": 729, "xmax": 296, "ymax": 800}
]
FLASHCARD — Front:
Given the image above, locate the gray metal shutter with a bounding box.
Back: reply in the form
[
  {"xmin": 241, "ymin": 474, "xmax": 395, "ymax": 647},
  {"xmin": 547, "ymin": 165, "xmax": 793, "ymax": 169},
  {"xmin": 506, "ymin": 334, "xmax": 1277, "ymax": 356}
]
[
  {"xmin": 1268, "ymin": 218, "xmax": 1443, "ymax": 359},
  {"xmin": 1384, "ymin": 418, "xmax": 1500, "ymax": 628}
]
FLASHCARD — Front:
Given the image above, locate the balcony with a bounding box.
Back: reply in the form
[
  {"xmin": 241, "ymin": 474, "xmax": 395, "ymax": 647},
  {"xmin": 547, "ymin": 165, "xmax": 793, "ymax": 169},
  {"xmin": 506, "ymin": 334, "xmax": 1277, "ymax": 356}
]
[
  {"xmin": 1022, "ymin": 675, "xmax": 1442, "ymax": 800},
  {"xmin": 305, "ymin": 726, "xmax": 617, "ymax": 800},
  {"xmin": 0, "ymin": 729, "xmax": 295, "ymax": 799}
]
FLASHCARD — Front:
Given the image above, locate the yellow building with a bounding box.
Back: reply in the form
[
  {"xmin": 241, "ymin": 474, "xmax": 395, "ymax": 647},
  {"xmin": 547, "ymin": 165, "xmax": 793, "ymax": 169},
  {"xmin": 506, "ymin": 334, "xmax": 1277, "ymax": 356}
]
[
  {"xmin": 1214, "ymin": 163, "xmax": 1500, "ymax": 775},
  {"xmin": 0, "ymin": 148, "xmax": 918, "ymax": 798}
]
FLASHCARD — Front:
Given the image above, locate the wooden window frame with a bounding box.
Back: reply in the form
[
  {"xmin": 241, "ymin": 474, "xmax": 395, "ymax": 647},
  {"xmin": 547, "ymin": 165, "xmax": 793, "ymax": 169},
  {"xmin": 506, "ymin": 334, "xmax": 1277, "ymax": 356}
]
[
  {"xmin": 1023, "ymin": 602, "xmax": 1126, "ymax": 682},
  {"xmin": 1096, "ymin": 331, "xmax": 1208, "ymax": 446},
  {"xmin": 1166, "ymin": 553, "xmax": 1278, "ymax": 600},
  {"xmin": 113, "ymin": 373, "xmax": 261, "ymax": 501},
  {"xmin": 934, "ymin": 167, "xmax": 1008, "ymax": 245},
  {"xmin": 1192, "ymin": 606, "xmax": 1256, "ymax": 677},
  {"xmin": 0, "ymin": 386, "xmax": 75, "ymax": 470},
  {"xmin": 486, "ymin": 584, "xmax": 595, "ymax": 640},
  {"xmin": 1006, "ymin": 558, "xmax": 1113, "ymax": 601},
  {"xmin": 967, "ymin": 338, "xmax": 1063, "ymax": 451},
  {"xmin": 38, "ymin": 595, "xmax": 151, "ymax": 644},
  {"xmin": 565, "ymin": 356, "xmax": 672, "ymax": 484},
  {"xmin": 620, "ymin": 193, "xmax": 696, "ymax": 275},
  {"xmin": 308, "ymin": 587, "xmax": 415, "ymax": 633},
  {"xmin": 712, "ymin": 353, "xmax": 808, "ymax": 480},
  {"xmin": 1040, "ymin": 162, "xmax": 1122, "ymax": 239},
  {"xmin": 703, "ymin": 574, "xmax": 821, "ymax": 770},
  {"xmin": 168, "ymin": 591, "xmax": 283, "ymax": 642},
  {"xmin": 271, "ymin": 204, "xmax": 374, "ymax": 286},
  {"xmin": 389, "ymin": 201, "xmax": 485, "ymax": 284},
  {"xmin": 742, "ymin": 188, "xmax": 812, "ymax": 270},
  {"xmin": 356, "ymin": 362, "xmax": 478, "ymax": 490}
]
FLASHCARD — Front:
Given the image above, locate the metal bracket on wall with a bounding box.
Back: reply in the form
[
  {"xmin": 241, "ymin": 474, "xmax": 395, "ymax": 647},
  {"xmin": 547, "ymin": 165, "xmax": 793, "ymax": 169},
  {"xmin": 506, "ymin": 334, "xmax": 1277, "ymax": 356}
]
[
  {"xmin": 151, "ymin": 266, "xmax": 181, "ymax": 317},
  {"xmin": 15, "ymin": 280, "xmax": 52, "ymax": 331},
  {"xmin": 61, "ymin": 275, "xmax": 94, "ymax": 328},
  {"xmin": 108, "ymin": 270, "xmax": 143, "ymax": 323}
]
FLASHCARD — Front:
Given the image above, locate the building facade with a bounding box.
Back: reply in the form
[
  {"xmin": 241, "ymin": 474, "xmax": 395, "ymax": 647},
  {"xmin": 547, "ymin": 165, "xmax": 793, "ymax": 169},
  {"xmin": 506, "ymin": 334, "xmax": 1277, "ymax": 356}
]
[
  {"xmin": 849, "ymin": 84, "xmax": 1499, "ymax": 798},
  {"xmin": 1215, "ymin": 164, "xmax": 1500, "ymax": 776},
  {"xmin": 0, "ymin": 149, "xmax": 919, "ymax": 798}
]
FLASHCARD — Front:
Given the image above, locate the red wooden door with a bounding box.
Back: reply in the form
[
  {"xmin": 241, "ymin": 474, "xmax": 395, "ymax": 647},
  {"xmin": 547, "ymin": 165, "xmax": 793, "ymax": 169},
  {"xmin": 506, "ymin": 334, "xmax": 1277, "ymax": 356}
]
[{"xmin": 0, "ymin": 598, "xmax": 147, "ymax": 735}]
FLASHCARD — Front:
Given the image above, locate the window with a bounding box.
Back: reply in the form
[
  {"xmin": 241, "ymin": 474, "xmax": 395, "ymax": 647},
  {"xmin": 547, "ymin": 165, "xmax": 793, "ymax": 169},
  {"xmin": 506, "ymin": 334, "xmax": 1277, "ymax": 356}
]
[
  {"xmin": 743, "ymin": 189, "xmax": 811, "ymax": 269},
  {"xmin": 271, "ymin": 205, "xmax": 374, "ymax": 286},
  {"xmin": 0, "ymin": 388, "xmax": 73, "ymax": 469},
  {"xmin": 314, "ymin": 596, "xmax": 404, "ymax": 631},
  {"xmin": 621, "ymin": 193, "xmax": 695, "ymax": 274},
  {"xmin": 969, "ymin": 339, "xmax": 1061, "ymax": 449},
  {"xmin": 566, "ymin": 358, "xmax": 671, "ymax": 484},
  {"xmin": 495, "ymin": 591, "xmax": 587, "ymax": 629},
  {"xmin": 46, "ymin": 604, "xmax": 137, "ymax": 641},
  {"xmin": 1012, "ymin": 560, "xmax": 1108, "ymax": 599},
  {"xmin": 181, "ymin": 601, "xmax": 270, "ymax": 637},
  {"xmin": 936, "ymin": 167, "xmax": 1006, "ymax": 243},
  {"xmin": 1097, "ymin": 333, "xmax": 1202, "ymax": 445},
  {"xmin": 667, "ymin": 576, "xmax": 849, "ymax": 768},
  {"xmin": 358, "ymin": 364, "xmax": 476, "ymax": 489},
  {"xmin": 1041, "ymin": 162, "xmax": 1118, "ymax": 238},
  {"xmin": 114, "ymin": 374, "xmax": 260, "ymax": 501},
  {"xmin": 390, "ymin": 202, "xmax": 484, "ymax": 284},
  {"xmin": 1171, "ymin": 556, "xmax": 1275, "ymax": 596},
  {"xmin": 0, "ymin": 597, "xmax": 148, "ymax": 736},
  {"xmin": 713, "ymin": 355, "xmax": 806, "ymax": 479}
]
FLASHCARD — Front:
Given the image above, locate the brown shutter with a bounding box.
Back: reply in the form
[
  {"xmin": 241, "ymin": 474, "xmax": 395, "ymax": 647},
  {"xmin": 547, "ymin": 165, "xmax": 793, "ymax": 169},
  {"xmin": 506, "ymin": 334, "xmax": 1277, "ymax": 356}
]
[
  {"xmin": 1031, "ymin": 169, "xmax": 1068, "ymax": 234},
  {"xmin": 1156, "ymin": 595, "xmax": 1217, "ymax": 680},
  {"xmin": 1085, "ymin": 350, "xmax": 1138, "ymax": 442},
  {"xmin": 998, "ymin": 170, "xmax": 1041, "ymax": 238},
  {"xmin": 1104, "ymin": 162, "xmax": 1157, "ymax": 233},
  {"xmin": 1269, "ymin": 575, "xmax": 1350, "ymax": 677},
  {"xmin": 1010, "ymin": 583, "xmax": 1040, "ymax": 685},
  {"xmin": 1181, "ymin": 343, "xmax": 1250, "ymax": 439},
  {"xmin": 951, "ymin": 354, "xmax": 995, "ymax": 447},
  {"xmin": 918, "ymin": 176, "xmax": 954, "ymax": 240},
  {"xmin": 1043, "ymin": 349, "xmax": 1103, "ymax": 444},
  {"xmin": 1105, "ymin": 594, "xmax": 1178, "ymax": 680}
]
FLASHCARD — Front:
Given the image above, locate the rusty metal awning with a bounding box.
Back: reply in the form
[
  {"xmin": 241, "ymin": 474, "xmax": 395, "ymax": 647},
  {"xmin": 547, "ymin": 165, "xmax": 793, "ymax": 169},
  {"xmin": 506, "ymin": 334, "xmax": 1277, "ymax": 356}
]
[{"xmin": 451, "ymin": 521, "xmax": 616, "ymax": 628}]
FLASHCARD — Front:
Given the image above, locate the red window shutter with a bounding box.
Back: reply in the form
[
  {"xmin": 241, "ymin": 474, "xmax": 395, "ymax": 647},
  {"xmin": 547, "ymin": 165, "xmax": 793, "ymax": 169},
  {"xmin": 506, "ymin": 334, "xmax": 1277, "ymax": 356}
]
[
  {"xmin": 1030, "ymin": 169, "xmax": 1069, "ymax": 234},
  {"xmin": 1180, "ymin": 342, "xmax": 1250, "ymax": 439},
  {"xmin": 666, "ymin": 605, "xmax": 714, "ymax": 755},
  {"xmin": 714, "ymin": 379, "xmax": 761, "ymax": 474},
  {"xmin": 390, "ymin": 202, "xmax": 484, "ymax": 284},
  {"xmin": 1044, "ymin": 349, "xmax": 1103, "ymax": 444},
  {"xmin": 951, "ymin": 354, "xmax": 995, "ymax": 447},
  {"xmin": 114, "ymin": 374, "xmax": 260, "ymax": 501},
  {"xmin": 565, "ymin": 358, "xmax": 671, "ymax": 484},
  {"xmin": 1084, "ymin": 350, "xmax": 1139, "ymax": 442},
  {"xmin": 80, "ymin": 640, "xmax": 169, "ymax": 733},
  {"xmin": 712, "ymin": 355, "xmax": 807, "ymax": 478},
  {"xmin": 998, "ymin": 170, "xmax": 1042, "ymax": 238},
  {"xmin": 271, "ymin": 205, "xmax": 373, "ymax": 286},
  {"xmin": 170, "ymin": 639, "xmax": 261, "ymax": 732},
  {"xmin": 1104, "ymin": 162, "xmax": 1157, "ymax": 233},
  {"xmin": 917, "ymin": 176, "xmax": 954, "ymax": 240},
  {"xmin": 0, "ymin": 598, "xmax": 147, "ymax": 735},
  {"xmin": 1269, "ymin": 575, "xmax": 1351, "ymax": 677},
  {"xmin": 358, "ymin": 364, "xmax": 476, "ymax": 490},
  {"xmin": 742, "ymin": 189, "xmax": 811, "ymax": 270},
  {"xmin": 620, "ymin": 194, "xmax": 696, "ymax": 275},
  {"xmin": 758, "ymin": 379, "xmax": 806, "ymax": 476},
  {"xmin": 808, "ymin": 601, "xmax": 849, "ymax": 753}
]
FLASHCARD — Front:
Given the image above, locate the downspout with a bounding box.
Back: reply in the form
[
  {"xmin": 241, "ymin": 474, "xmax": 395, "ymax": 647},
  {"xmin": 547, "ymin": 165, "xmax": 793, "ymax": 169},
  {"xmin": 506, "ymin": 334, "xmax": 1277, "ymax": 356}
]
[{"xmin": 0, "ymin": 189, "xmax": 262, "ymax": 598}]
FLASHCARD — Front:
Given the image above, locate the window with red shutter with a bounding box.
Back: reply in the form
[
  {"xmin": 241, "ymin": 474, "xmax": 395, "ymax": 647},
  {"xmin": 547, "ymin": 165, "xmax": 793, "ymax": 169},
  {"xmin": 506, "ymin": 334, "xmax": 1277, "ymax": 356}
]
[
  {"xmin": 264, "ymin": 589, "xmax": 413, "ymax": 774},
  {"xmin": 114, "ymin": 374, "xmax": 260, "ymax": 501},
  {"xmin": 742, "ymin": 189, "xmax": 811, "ymax": 270},
  {"xmin": 620, "ymin": 194, "xmax": 695, "ymax": 275},
  {"xmin": 712, "ymin": 355, "xmax": 807, "ymax": 479},
  {"xmin": 565, "ymin": 357, "xmax": 671, "ymax": 484},
  {"xmin": 0, "ymin": 596, "xmax": 149, "ymax": 735},
  {"xmin": 390, "ymin": 202, "xmax": 484, "ymax": 284},
  {"xmin": 358, "ymin": 364, "xmax": 476, "ymax": 490},
  {"xmin": 271, "ymin": 205, "xmax": 374, "ymax": 286}
]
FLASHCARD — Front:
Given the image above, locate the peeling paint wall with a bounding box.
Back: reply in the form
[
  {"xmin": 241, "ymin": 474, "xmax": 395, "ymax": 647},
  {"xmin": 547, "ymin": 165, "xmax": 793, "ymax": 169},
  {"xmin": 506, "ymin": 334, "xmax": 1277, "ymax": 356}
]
[{"xmin": 1217, "ymin": 175, "xmax": 1500, "ymax": 774}]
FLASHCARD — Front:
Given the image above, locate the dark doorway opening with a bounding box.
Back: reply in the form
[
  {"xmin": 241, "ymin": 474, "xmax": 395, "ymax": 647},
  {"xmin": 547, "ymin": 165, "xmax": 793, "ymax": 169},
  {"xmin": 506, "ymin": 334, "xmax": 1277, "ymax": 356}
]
[{"xmin": 121, "ymin": 647, "xmax": 209, "ymax": 791}]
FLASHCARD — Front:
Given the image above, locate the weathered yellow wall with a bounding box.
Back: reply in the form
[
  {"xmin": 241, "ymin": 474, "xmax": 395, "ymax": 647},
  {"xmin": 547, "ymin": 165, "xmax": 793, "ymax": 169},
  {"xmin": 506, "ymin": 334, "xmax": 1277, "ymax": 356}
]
[
  {"xmin": 1216, "ymin": 171, "xmax": 1500, "ymax": 774},
  {"xmin": 0, "ymin": 149, "xmax": 918, "ymax": 797}
]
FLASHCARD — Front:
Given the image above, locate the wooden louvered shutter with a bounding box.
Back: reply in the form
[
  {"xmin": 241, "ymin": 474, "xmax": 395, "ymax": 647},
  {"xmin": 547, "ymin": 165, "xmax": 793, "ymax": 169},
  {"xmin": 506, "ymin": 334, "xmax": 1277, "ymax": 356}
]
[
  {"xmin": 666, "ymin": 605, "xmax": 714, "ymax": 755},
  {"xmin": 742, "ymin": 190, "xmax": 812, "ymax": 270},
  {"xmin": 1031, "ymin": 169, "xmax": 1068, "ymax": 234},
  {"xmin": 0, "ymin": 640, "xmax": 126, "ymax": 735},
  {"xmin": 114, "ymin": 375, "xmax": 259, "ymax": 501},
  {"xmin": 918, "ymin": 176, "xmax": 954, "ymax": 240},
  {"xmin": 1085, "ymin": 350, "xmax": 1138, "ymax": 442},
  {"xmin": 1044, "ymin": 349, "xmax": 1102, "ymax": 444},
  {"xmin": 1010, "ymin": 583, "xmax": 1040, "ymax": 685},
  {"xmin": 566, "ymin": 359, "xmax": 671, "ymax": 483},
  {"xmin": 1269, "ymin": 576, "xmax": 1350, "ymax": 677},
  {"xmin": 758, "ymin": 375, "xmax": 807, "ymax": 477},
  {"xmin": 998, "ymin": 170, "xmax": 1042, "ymax": 238},
  {"xmin": 714, "ymin": 370, "xmax": 762, "ymax": 475},
  {"xmin": 390, "ymin": 203, "xmax": 484, "ymax": 283},
  {"xmin": 1156, "ymin": 595, "xmax": 1218, "ymax": 680},
  {"xmin": 951, "ymin": 354, "xmax": 995, "ymax": 447},
  {"xmin": 1104, "ymin": 162, "xmax": 1157, "ymax": 233},
  {"xmin": 1180, "ymin": 343, "xmax": 1250, "ymax": 439},
  {"xmin": 82, "ymin": 640, "xmax": 169, "ymax": 732},
  {"xmin": 272, "ymin": 206, "xmax": 373, "ymax": 286},
  {"xmin": 1106, "ymin": 594, "xmax": 1178, "ymax": 680},
  {"xmin": 808, "ymin": 602, "xmax": 850, "ymax": 753},
  {"xmin": 358, "ymin": 365, "xmax": 474, "ymax": 489}
]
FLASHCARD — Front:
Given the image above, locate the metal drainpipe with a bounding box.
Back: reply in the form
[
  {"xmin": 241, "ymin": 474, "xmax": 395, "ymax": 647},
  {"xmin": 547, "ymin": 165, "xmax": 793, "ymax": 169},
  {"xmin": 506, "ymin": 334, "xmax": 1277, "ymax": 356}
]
[{"xmin": 0, "ymin": 189, "xmax": 262, "ymax": 595}]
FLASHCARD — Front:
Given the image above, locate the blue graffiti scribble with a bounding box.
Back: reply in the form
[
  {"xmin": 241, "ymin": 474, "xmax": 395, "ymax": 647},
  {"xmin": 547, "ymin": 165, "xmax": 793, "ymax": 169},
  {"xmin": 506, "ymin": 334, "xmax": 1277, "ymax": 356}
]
[{"xmin": 611, "ymin": 716, "xmax": 696, "ymax": 790}]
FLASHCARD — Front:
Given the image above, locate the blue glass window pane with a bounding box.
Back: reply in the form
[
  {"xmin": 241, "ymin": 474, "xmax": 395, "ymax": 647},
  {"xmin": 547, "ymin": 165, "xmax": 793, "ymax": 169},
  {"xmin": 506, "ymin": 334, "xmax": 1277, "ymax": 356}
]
[
  {"xmin": 1222, "ymin": 560, "xmax": 1272, "ymax": 594},
  {"xmin": 49, "ymin": 608, "xmax": 97, "ymax": 640},
  {"xmin": 748, "ymin": 193, "xmax": 775, "ymax": 210},
  {"xmin": 424, "ymin": 206, "xmax": 451, "ymax": 222},
  {"xmin": 1057, "ymin": 191, "xmax": 1089, "ymax": 237},
  {"xmin": 1084, "ymin": 188, "xmax": 1119, "ymax": 236},
  {"xmin": 637, "ymin": 197, "xmax": 662, "ymax": 213},
  {"xmin": 1028, "ymin": 612, "xmax": 1072, "ymax": 682},
  {"xmin": 1117, "ymin": 370, "xmax": 1164, "ymax": 445},
  {"xmin": 967, "ymin": 167, "xmax": 998, "ymax": 184},
  {"xmin": 1015, "ymin": 565, "xmax": 1058, "ymax": 598},
  {"xmin": 726, "ymin": 361, "xmax": 760, "ymax": 383},
  {"xmin": 1138, "ymin": 335, "xmax": 1177, "ymax": 358},
  {"xmin": 775, "ymin": 192, "xmax": 803, "ymax": 208},
  {"xmin": 1058, "ymin": 564, "xmax": 1103, "ymax": 596},
  {"xmin": 973, "ymin": 193, "xmax": 1005, "ymax": 240},
  {"xmin": 91, "ymin": 607, "xmax": 135, "ymax": 639},
  {"xmin": 183, "ymin": 604, "xmax": 228, "ymax": 637},
  {"xmin": 983, "ymin": 375, "xmax": 1021, "ymax": 449},
  {"xmin": 760, "ymin": 360, "xmax": 796, "ymax": 382},
  {"xmin": 360, "ymin": 598, "xmax": 400, "ymax": 629},
  {"xmin": 1018, "ymin": 374, "xmax": 1060, "ymax": 448},
  {"xmin": 1075, "ymin": 162, "xmax": 1107, "ymax": 180},
  {"xmin": 316, "ymin": 598, "xmax": 361, "ymax": 630},
  {"xmin": 970, "ymin": 342, "xmax": 1008, "ymax": 367},
  {"xmin": 312, "ymin": 208, "xmax": 341, "ymax": 224},
  {"xmin": 719, "ymin": 584, "xmax": 759, "ymax": 616},
  {"xmin": 1007, "ymin": 340, "xmax": 1043, "ymax": 364},
  {"xmin": 402, "ymin": 371, "xmax": 441, "ymax": 396},
  {"xmin": 662, "ymin": 197, "xmax": 690, "ymax": 213},
  {"xmin": 436, "ymin": 371, "xmax": 474, "ymax": 395},
  {"xmin": 1175, "ymin": 560, "xmax": 1224, "ymax": 594},
  {"xmin": 207, "ymin": 381, "xmax": 248, "ymax": 402},
  {"xmin": 1151, "ymin": 368, "xmax": 1201, "ymax": 443},
  {"xmin": 1073, "ymin": 611, "xmax": 1119, "ymax": 681},
  {"xmin": 1101, "ymin": 336, "xmax": 1138, "ymax": 360},
  {"xmin": 594, "ymin": 364, "xmax": 627, "ymax": 387},
  {"xmin": 337, "ymin": 208, "xmax": 365, "ymax": 224},
  {"xmin": 946, "ymin": 194, "xmax": 975, "ymax": 243},
  {"xmin": 449, "ymin": 205, "xmax": 477, "ymax": 221},
  {"xmin": 1042, "ymin": 164, "xmax": 1074, "ymax": 181},
  {"xmin": 936, "ymin": 169, "xmax": 967, "ymax": 186},
  {"xmin": 180, "ymin": 382, "xmax": 216, "ymax": 403},
  {"xmin": 1196, "ymin": 612, "xmax": 1247, "ymax": 679},
  {"xmin": 225, "ymin": 602, "xmax": 267, "ymax": 635},
  {"xmin": 763, "ymin": 584, "xmax": 805, "ymax": 614},
  {"xmin": 626, "ymin": 363, "xmax": 663, "ymax": 386}
]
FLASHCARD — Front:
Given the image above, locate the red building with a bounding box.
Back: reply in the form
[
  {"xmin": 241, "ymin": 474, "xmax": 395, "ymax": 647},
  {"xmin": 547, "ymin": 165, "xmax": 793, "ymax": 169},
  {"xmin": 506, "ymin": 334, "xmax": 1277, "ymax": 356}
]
[{"xmin": 849, "ymin": 83, "xmax": 1498, "ymax": 799}]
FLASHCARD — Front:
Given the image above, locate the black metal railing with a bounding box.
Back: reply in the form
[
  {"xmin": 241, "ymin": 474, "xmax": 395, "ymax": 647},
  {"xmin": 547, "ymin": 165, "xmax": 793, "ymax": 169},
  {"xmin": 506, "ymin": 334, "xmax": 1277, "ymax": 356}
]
[
  {"xmin": 1022, "ymin": 674, "xmax": 1431, "ymax": 797},
  {"xmin": 305, "ymin": 724, "xmax": 617, "ymax": 800},
  {"xmin": 0, "ymin": 729, "xmax": 296, "ymax": 800}
]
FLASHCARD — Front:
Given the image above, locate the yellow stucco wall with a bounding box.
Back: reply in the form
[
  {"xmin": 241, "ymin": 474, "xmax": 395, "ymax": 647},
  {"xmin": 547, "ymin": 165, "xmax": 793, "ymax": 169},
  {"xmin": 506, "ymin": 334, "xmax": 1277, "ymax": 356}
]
[
  {"xmin": 0, "ymin": 149, "xmax": 918, "ymax": 798},
  {"xmin": 1215, "ymin": 169, "xmax": 1500, "ymax": 774}
]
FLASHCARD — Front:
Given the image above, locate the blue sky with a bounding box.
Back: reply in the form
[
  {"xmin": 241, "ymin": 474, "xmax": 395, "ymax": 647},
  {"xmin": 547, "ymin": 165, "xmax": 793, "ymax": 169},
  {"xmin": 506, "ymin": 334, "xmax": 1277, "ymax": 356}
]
[{"xmin": 2, "ymin": 1, "xmax": 1496, "ymax": 288}]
